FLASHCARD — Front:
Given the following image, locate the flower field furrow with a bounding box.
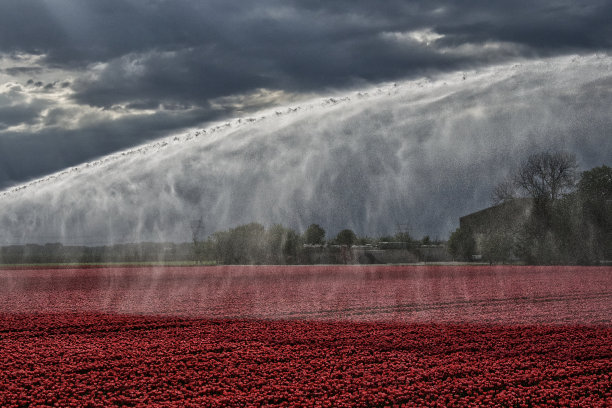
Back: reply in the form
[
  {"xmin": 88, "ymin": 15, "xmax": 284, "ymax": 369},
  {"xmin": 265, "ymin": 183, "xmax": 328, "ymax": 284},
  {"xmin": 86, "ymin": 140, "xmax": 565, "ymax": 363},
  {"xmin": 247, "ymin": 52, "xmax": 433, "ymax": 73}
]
[
  {"xmin": 1, "ymin": 265, "xmax": 610, "ymax": 324},
  {"xmin": 1, "ymin": 314, "xmax": 611, "ymax": 407},
  {"xmin": 0, "ymin": 265, "xmax": 610, "ymax": 406}
]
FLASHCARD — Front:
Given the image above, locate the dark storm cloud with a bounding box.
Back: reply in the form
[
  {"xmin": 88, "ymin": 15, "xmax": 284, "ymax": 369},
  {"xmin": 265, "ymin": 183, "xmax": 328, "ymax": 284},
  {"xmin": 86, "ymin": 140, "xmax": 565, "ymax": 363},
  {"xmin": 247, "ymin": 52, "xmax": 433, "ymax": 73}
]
[
  {"xmin": 3, "ymin": 1, "xmax": 611, "ymax": 106},
  {"xmin": 0, "ymin": 0, "xmax": 611, "ymax": 189},
  {"xmin": 0, "ymin": 106, "xmax": 217, "ymax": 190},
  {"xmin": 70, "ymin": 0, "xmax": 612, "ymax": 108},
  {"xmin": 70, "ymin": 47, "xmax": 275, "ymax": 108},
  {"xmin": 3, "ymin": 67, "xmax": 44, "ymax": 76},
  {"xmin": 0, "ymin": 103, "xmax": 45, "ymax": 129}
]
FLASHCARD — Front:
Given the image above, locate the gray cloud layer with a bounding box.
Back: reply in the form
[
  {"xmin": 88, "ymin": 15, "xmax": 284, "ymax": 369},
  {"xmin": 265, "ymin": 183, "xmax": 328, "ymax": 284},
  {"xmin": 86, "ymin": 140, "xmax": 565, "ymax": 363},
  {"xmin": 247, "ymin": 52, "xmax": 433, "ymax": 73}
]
[{"xmin": 1, "ymin": 1, "xmax": 611, "ymax": 190}]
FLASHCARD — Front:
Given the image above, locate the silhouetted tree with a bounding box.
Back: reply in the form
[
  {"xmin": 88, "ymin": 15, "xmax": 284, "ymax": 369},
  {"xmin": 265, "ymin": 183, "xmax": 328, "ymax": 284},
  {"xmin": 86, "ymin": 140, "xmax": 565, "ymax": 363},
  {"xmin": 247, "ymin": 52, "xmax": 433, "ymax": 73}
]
[
  {"xmin": 393, "ymin": 231, "xmax": 413, "ymax": 243},
  {"xmin": 491, "ymin": 178, "xmax": 517, "ymax": 205},
  {"xmin": 493, "ymin": 151, "xmax": 578, "ymax": 205},
  {"xmin": 578, "ymin": 165, "xmax": 612, "ymax": 223},
  {"xmin": 577, "ymin": 165, "xmax": 612, "ymax": 261},
  {"xmin": 281, "ymin": 229, "xmax": 300, "ymax": 264},
  {"xmin": 267, "ymin": 224, "xmax": 300, "ymax": 264},
  {"xmin": 335, "ymin": 229, "xmax": 357, "ymax": 247},
  {"xmin": 448, "ymin": 227, "xmax": 476, "ymax": 261},
  {"xmin": 213, "ymin": 223, "xmax": 266, "ymax": 264},
  {"xmin": 490, "ymin": 151, "xmax": 580, "ymax": 263},
  {"xmin": 334, "ymin": 229, "xmax": 356, "ymax": 264},
  {"xmin": 304, "ymin": 224, "xmax": 326, "ymax": 245},
  {"xmin": 514, "ymin": 151, "xmax": 578, "ymax": 202},
  {"xmin": 481, "ymin": 231, "xmax": 515, "ymax": 264}
]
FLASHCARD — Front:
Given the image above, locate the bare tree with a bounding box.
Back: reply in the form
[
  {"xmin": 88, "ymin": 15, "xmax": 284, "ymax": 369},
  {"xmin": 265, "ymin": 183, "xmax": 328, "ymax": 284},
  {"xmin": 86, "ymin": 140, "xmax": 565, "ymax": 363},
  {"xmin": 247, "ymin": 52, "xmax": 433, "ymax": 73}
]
[
  {"xmin": 491, "ymin": 178, "xmax": 517, "ymax": 205},
  {"xmin": 514, "ymin": 151, "xmax": 578, "ymax": 202},
  {"xmin": 493, "ymin": 151, "xmax": 578, "ymax": 205}
]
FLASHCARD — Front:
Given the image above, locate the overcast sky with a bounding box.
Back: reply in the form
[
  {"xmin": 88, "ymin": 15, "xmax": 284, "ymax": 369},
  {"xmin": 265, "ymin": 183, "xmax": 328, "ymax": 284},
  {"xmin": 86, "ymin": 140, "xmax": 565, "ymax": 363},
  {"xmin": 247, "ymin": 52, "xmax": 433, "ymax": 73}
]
[{"xmin": 1, "ymin": 0, "xmax": 611, "ymax": 190}]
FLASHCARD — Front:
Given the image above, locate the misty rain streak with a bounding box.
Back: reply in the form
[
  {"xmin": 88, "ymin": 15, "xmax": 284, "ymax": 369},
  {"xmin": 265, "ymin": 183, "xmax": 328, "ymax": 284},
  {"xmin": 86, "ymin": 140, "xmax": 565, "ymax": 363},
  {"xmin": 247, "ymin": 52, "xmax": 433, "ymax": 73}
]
[{"xmin": 0, "ymin": 265, "xmax": 611, "ymax": 407}]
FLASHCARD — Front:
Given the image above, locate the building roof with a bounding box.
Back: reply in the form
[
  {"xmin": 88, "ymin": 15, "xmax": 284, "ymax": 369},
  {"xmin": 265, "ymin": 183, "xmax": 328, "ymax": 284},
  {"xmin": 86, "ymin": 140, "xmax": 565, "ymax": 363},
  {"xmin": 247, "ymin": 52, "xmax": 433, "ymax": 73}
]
[{"xmin": 460, "ymin": 198, "xmax": 533, "ymax": 234}]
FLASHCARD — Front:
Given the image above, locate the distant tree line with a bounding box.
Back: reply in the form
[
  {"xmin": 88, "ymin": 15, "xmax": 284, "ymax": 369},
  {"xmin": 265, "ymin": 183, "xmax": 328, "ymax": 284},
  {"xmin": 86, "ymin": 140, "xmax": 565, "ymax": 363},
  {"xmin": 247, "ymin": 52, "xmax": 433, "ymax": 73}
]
[
  {"xmin": 448, "ymin": 151, "xmax": 611, "ymax": 265},
  {"xmin": 0, "ymin": 242, "xmax": 195, "ymax": 265},
  {"xmin": 193, "ymin": 223, "xmax": 440, "ymax": 265},
  {"xmin": 0, "ymin": 224, "xmax": 441, "ymax": 265}
]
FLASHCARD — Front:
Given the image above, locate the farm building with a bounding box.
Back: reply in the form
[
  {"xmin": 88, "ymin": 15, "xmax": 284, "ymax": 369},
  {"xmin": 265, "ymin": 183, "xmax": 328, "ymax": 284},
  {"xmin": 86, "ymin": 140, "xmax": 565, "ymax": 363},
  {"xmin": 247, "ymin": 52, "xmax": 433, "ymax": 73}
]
[
  {"xmin": 460, "ymin": 198, "xmax": 533, "ymax": 234},
  {"xmin": 459, "ymin": 198, "xmax": 533, "ymax": 260}
]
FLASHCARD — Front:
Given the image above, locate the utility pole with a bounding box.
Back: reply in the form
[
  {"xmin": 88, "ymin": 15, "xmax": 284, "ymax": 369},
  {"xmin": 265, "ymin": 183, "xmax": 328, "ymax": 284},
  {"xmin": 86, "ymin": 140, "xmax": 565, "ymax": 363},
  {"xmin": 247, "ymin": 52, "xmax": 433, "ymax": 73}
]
[{"xmin": 190, "ymin": 218, "xmax": 205, "ymax": 264}]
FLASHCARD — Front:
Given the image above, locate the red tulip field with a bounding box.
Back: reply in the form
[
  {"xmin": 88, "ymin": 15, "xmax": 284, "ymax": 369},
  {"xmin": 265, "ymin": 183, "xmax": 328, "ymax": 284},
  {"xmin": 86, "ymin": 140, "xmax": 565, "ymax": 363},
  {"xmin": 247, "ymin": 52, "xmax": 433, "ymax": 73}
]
[{"xmin": 1, "ymin": 265, "xmax": 611, "ymax": 406}]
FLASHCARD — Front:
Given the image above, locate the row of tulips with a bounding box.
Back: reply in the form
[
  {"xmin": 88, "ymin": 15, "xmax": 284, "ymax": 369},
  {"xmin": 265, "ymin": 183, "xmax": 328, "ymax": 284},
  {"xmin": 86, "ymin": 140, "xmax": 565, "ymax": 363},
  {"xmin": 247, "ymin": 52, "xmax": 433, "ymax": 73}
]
[{"xmin": 1, "ymin": 313, "xmax": 610, "ymax": 407}]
